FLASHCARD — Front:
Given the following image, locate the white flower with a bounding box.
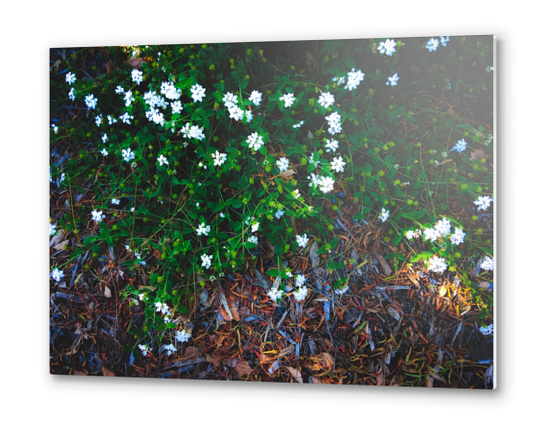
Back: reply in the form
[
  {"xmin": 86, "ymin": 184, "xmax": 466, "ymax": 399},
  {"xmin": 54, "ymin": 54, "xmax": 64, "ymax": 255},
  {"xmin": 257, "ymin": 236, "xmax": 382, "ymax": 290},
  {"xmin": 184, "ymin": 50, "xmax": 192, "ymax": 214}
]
[
  {"xmin": 85, "ymin": 94, "xmax": 98, "ymax": 109},
  {"xmin": 292, "ymin": 189, "xmax": 300, "ymax": 199},
  {"xmin": 335, "ymin": 285, "xmax": 349, "ymax": 295},
  {"xmin": 196, "ymin": 223, "xmax": 211, "ymax": 236},
  {"xmin": 138, "ymin": 344, "xmax": 151, "ymax": 356},
  {"xmin": 201, "ymin": 254, "xmax": 213, "ymax": 269},
  {"xmin": 318, "ymin": 92, "xmax": 335, "ymax": 108},
  {"xmin": 101, "ymin": 148, "xmax": 108, "ymax": 156},
  {"xmin": 122, "ymin": 148, "xmax": 135, "ymax": 162},
  {"xmin": 111, "ymin": 198, "xmax": 120, "ymax": 205},
  {"xmin": 120, "ymin": 113, "xmax": 134, "ymax": 124},
  {"xmin": 245, "ymin": 110, "xmax": 253, "ymax": 123},
  {"xmin": 450, "ymin": 227, "xmax": 466, "ymax": 245},
  {"xmin": 275, "ymin": 209, "xmax": 285, "ymax": 219},
  {"xmin": 451, "ymin": 138, "xmax": 467, "ymax": 153},
  {"xmin": 479, "ymin": 323, "xmax": 493, "ymax": 336},
  {"xmin": 277, "ymin": 157, "xmax": 289, "ymax": 173},
  {"xmin": 481, "ymin": 256, "xmax": 494, "ymax": 271},
  {"xmin": 180, "ymin": 123, "xmax": 205, "ymax": 141},
  {"xmin": 115, "ymin": 86, "xmax": 124, "ymax": 94},
  {"xmin": 292, "ymin": 120, "xmax": 304, "ymax": 129},
  {"xmin": 295, "ymin": 274, "xmax": 307, "ymax": 287},
  {"xmin": 405, "ymin": 230, "xmax": 415, "ymax": 240},
  {"xmin": 250, "ymin": 222, "xmax": 260, "ymax": 233},
  {"xmin": 60, "ymin": 173, "xmax": 66, "ymax": 183},
  {"xmin": 325, "ymin": 111, "xmax": 342, "ymax": 135},
  {"xmin": 279, "ymin": 93, "xmax": 295, "ymax": 108},
  {"xmin": 49, "ymin": 223, "xmax": 57, "ymax": 236},
  {"xmin": 101, "ymin": 134, "xmax": 108, "ymax": 143},
  {"xmin": 247, "ymin": 235, "xmax": 258, "ymax": 245},
  {"xmin": 95, "ymin": 114, "xmax": 103, "ymax": 127},
  {"xmin": 124, "ymin": 90, "xmax": 135, "ymax": 107},
  {"xmin": 160, "ymin": 81, "xmax": 181, "ymax": 100},
  {"xmin": 307, "ymin": 173, "xmax": 321, "ymax": 189},
  {"xmin": 332, "ymin": 76, "xmax": 345, "ymax": 85},
  {"xmin": 247, "ymin": 132, "xmax": 264, "ymax": 151},
  {"xmin": 157, "ymin": 154, "xmax": 169, "ymax": 167},
  {"xmin": 176, "ymin": 329, "xmax": 191, "ymax": 342},
  {"xmin": 68, "ymin": 88, "xmax": 75, "ymax": 101},
  {"xmin": 107, "ymin": 115, "xmax": 117, "ymax": 125},
  {"xmin": 331, "ymin": 156, "xmax": 346, "ymax": 173},
  {"xmin": 249, "ymin": 90, "xmax": 262, "ymax": 106},
  {"xmin": 377, "ymin": 39, "xmax": 397, "ymax": 56},
  {"xmin": 51, "ymin": 268, "xmax": 64, "ymax": 282},
  {"xmin": 474, "ymin": 196, "xmax": 493, "ymax": 211},
  {"xmin": 319, "ymin": 176, "xmax": 334, "ymax": 194},
  {"xmin": 425, "ymin": 38, "xmax": 440, "ymax": 52},
  {"xmin": 440, "ymin": 36, "xmax": 450, "ymax": 47},
  {"xmin": 190, "ymin": 84, "xmax": 206, "ymax": 102},
  {"xmin": 379, "ymin": 208, "xmax": 390, "ymax": 222},
  {"xmin": 132, "ymin": 69, "xmax": 143, "ymax": 85},
  {"xmin": 267, "ymin": 288, "xmax": 284, "ymax": 303},
  {"xmin": 162, "ymin": 344, "xmax": 177, "ymax": 356},
  {"xmin": 428, "ymin": 256, "xmax": 447, "ymax": 273},
  {"xmin": 296, "ymin": 233, "xmax": 309, "ymax": 248},
  {"xmin": 435, "ymin": 218, "xmax": 451, "ymax": 237},
  {"xmin": 66, "ymin": 72, "xmax": 77, "ymax": 85},
  {"xmin": 223, "ymin": 92, "xmax": 238, "ymax": 108},
  {"xmin": 386, "ymin": 73, "xmax": 400, "ymax": 86},
  {"xmin": 325, "ymin": 139, "xmax": 339, "ymax": 153},
  {"xmin": 171, "ymin": 100, "xmax": 183, "ymax": 114},
  {"xmin": 424, "ymin": 227, "xmax": 440, "ymax": 242},
  {"xmin": 131, "ymin": 207, "xmax": 135, "ymax": 212},
  {"xmin": 219, "ymin": 212, "xmax": 225, "ymax": 218},
  {"xmin": 51, "ymin": 124, "xmax": 58, "ymax": 134},
  {"xmin": 138, "ymin": 293, "xmax": 146, "ymax": 301},
  {"xmin": 346, "ymin": 68, "xmax": 365, "ymax": 91},
  {"xmin": 294, "ymin": 286, "xmax": 308, "ymax": 302},
  {"xmin": 228, "ymin": 104, "xmax": 245, "ymax": 121},
  {"xmin": 212, "ymin": 151, "xmax": 227, "ymax": 167},
  {"xmin": 91, "ymin": 210, "xmax": 105, "ymax": 223}
]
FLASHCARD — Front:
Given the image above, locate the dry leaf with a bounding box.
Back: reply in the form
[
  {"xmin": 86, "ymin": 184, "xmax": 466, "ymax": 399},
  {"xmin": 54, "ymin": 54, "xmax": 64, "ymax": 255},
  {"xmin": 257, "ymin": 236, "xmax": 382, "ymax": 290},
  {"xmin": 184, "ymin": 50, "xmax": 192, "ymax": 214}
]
[
  {"xmin": 470, "ymin": 150, "xmax": 486, "ymax": 160},
  {"xmin": 235, "ymin": 361, "xmax": 253, "ymax": 378},
  {"xmin": 105, "ymin": 61, "xmax": 113, "ymax": 75},
  {"xmin": 317, "ymin": 352, "xmax": 334, "ymax": 369},
  {"xmin": 102, "ymin": 365, "xmax": 116, "ymax": 377},
  {"xmin": 310, "ymin": 376, "xmax": 322, "ymax": 384},
  {"xmin": 375, "ymin": 368, "xmax": 384, "ymax": 386},
  {"xmin": 127, "ymin": 56, "xmax": 145, "ymax": 68},
  {"xmin": 309, "ymin": 241, "xmax": 320, "ymax": 267},
  {"xmin": 205, "ymin": 353, "xmax": 220, "ymax": 367},
  {"xmin": 374, "ymin": 252, "xmax": 392, "ymax": 276},
  {"xmin": 224, "ymin": 357, "xmax": 240, "ymax": 368},
  {"xmin": 386, "ymin": 305, "xmax": 401, "ymax": 321},
  {"xmin": 183, "ymin": 346, "xmax": 200, "ymax": 361},
  {"xmin": 287, "ymin": 366, "xmax": 303, "ymax": 383},
  {"xmin": 218, "ymin": 305, "xmax": 232, "ymax": 321},
  {"xmin": 229, "ymin": 296, "xmax": 240, "ymax": 321},
  {"xmin": 104, "ymin": 286, "xmax": 112, "ymax": 298},
  {"xmin": 53, "ymin": 239, "xmax": 70, "ymax": 251}
]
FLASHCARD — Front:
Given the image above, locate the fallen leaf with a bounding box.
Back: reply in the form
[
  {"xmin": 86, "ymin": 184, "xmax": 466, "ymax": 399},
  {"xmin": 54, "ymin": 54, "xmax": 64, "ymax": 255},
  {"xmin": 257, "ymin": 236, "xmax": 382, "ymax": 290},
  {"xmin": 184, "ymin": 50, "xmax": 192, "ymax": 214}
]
[
  {"xmin": 224, "ymin": 357, "xmax": 240, "ymax": 368},
  {"xmin": 374, "ymin": 252, "xmax": 392, "ymax": 276},
  {"xmin": 235, "ymin": 361, "xmax": 253, "ymax": 378},
  {"xmin": 317, "ymin": 352, "xmax": 334, "ymax": 369},
  {"xmin": 277, "ymin": 343, "xmax": 295, "ymax": 359},
  {"xmin": 127, "ymin": 56, "xmax": 145, "ymax": 68},
  {"xmin": 277, "ymin": 169, "xmax": 296, "ymax": 179},
  {"xmin": 53, "ymin": 239, "xmax": 70, "ymax": 251},
  {"xmin": 470, "ymin": 150, "xmax": 486, "ymax": 160},
  {"xmin": 310, "ymin": 241, "xmax": 320, "ymax": 267},
  {"xmin": 102, "ymin": 365, "xmax": 115, "ymax": 377},
  {"xmin": 287, "ymin": 366, "xmax": 303, "ymax": 383},
  {"xmin": 375, "ymin": 367, "xmax": 384, "ymax": 386},
  {"xmin": 218, "ymin": 305, "xmax": 232, "ymax": 321},
  {"xmin": 310, "ymin": 376, "xmax": 322, "ymax": 384},
  {"xmin": 105, "ymin": 61, "xmax": 113, "ymax": 75},
  {"xmin": 229, "ymin": 296, "xmax": 240, "ymax": 321},
  {"xmin": 183, "ymin": 346, "xmax": 200, "ymax": 361},
  {"xmin": 386, "ymin": 304, "xmax": 401, "ymax": 321},
  {"xmin": 104, "ymin": 286, "xmax": 112, "ymax": 298},
  {"xmin": 205, "ymin": 353, "xmax": 221, "ymax": 367}
]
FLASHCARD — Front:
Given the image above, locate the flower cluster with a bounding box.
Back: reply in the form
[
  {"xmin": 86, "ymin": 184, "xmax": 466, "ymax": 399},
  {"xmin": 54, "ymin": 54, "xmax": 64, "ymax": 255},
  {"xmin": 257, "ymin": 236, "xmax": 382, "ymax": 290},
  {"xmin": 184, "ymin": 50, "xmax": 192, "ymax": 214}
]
[
  {"xmin": 292, "ymin": 120, "xmax": 304, "ymax": 129},
  {"xmin": 425, "ymin": 38, "xmax": 439, "ymax": 52},
  {"xmin": 428, "ymin": 256, "xmax": 447, "ymax": 273},
  {"xmin": 65, "ymin": 72, "xmax": 76, "ymax": 85},
  {"xmin": 196, "ymin": 223, "xmax": 211, "ymax": 236},
  {"xmin": 138, "ymin": 344, "xmax": 151, "ymax": 356},
  {"xmin": 85, "ymin": 94, "xmax": 98, "ymax": 109},
  {"xmin": 386, "ymin": 73, "xmax": 400, "ymax": 86},
  {"xmin": 335, "ymin": 285, "xmax": 349, "ymax": 295},
  {"xmin": 346, "ymin": 68, "xmax": 365, "ymax": 91},
  {"xmin": 325, "ymin": 112, "xmax": 342, "ymax": 135},
  {"xmin": 223, "ymin": 92, "xmax": 248, "ymax": 121},
  {"xmin": 122, "ymin": 148, "xmax": 135, "ymax": 162},
  {"xmin": 162, "ymin": 344, "xmax": 177, "ymax": 356},
  {"xmin": 176, "ymin": 329, "xmax": 191, "ymax": 342},
  {"xmin": 379, "ymin": 208, "xmax": 390, "ymax": 223},
  {"xmin": 91, "ymin": 210, "xmax": 105, "ymax": 223},
  {"xmin": 481, "ymin": 256, "xmax": 494, "ymax": 271},
  {"xmin": 181, "ymin": 123, "xmax": 205, "ymax": 141},
  {"xmin": 247, "ymin": 132, "xmax": 264, "ymax": 151},
  {"xmin": 191, "ymin": 84, "xmax": 206, "ymax": 102},
  {"xmin": 474, "ymin": 196, "xmax": 493, "ymax": 211},
  {"xmin": 405, "ymin": 229, "xmax": 422, "ymax": 240},
  {"xmin": 377, "ymin": 39, "xmax": 396, "ymax": 56},
  {"xmin": 451, "ymin": 138, "xmax": 467, "ymax": 153},
  {"xmin": 479, "ymin": 323, "xmax": 493, "ymax": 336},
  {"xmin": 157, "ymin": 154, "xmax": 169, "ymax": 166},
  {"xmin": 132, "ymin": 69, "xmax": 143, "ymax": 85},
  {"xmin": 277, "ymin": 157, "xmax": 289, "ymax": 172},
  {"xmin": 201, "ymin": 254, "xmax": 212, "ymax": 269},
  {"xmin": 318, "ymin": 91, "xmax": 335, "ymax": 108},
  {"xmin": 267, "ymin": 287, "xmax": 284, "ymax": 303},
  {"xmin": 296, "ymin": 233, "xmax": 309, "ymax": 248},
  {"xmin": 51, "ymin": 268, "xmax": 64, "ymax": 282},
  {"xmin": 249, "ymin": 90, "xmax": 262, "ymax": 106},
  {"xmin": 212, "ymin": 151, "xmax": 227, "ymax": 167},
  {"xmin": 279, "ymin": 93, "xmax": 295, "ymax": 108},
  {"xmin": 325, "ymin": 139, "xmax": 339, "ymax": 153}
]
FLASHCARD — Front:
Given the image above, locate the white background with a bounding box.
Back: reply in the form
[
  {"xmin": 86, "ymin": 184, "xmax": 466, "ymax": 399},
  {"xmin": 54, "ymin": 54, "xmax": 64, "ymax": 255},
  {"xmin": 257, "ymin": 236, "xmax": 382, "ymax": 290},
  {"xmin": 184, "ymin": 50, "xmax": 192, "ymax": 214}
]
[{"xmin": 0, "ymin": 1, "xmax": 539, "ymax": 422}]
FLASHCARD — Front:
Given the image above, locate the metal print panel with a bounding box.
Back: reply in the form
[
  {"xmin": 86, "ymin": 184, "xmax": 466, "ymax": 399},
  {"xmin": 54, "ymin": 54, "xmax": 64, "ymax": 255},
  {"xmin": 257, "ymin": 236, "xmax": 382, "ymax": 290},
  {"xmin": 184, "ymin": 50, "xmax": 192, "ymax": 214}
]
[{"xmin": 50, "ymin": 35, "xmax": 495, "ymax": 388}]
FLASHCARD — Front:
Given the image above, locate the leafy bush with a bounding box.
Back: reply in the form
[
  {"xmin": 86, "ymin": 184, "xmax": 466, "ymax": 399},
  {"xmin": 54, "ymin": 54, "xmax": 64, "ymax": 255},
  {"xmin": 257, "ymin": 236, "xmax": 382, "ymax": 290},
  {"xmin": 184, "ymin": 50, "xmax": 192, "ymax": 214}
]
[{"xmin": 50, "ymin": 36, "xmax": 494, "ymax": 353}]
